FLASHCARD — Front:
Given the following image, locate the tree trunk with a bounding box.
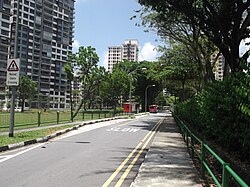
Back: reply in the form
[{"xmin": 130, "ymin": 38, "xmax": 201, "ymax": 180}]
[
  {"xmin": 73, "ymin": 99, "xmax": 84, "ymax": 119},
  {"xmin": 69, "ymin": 83, "xmax": 73, "ymax": 122},
  {"xmin": 21, "ymin": 99, "xmax": 25, "ymax": 112}
]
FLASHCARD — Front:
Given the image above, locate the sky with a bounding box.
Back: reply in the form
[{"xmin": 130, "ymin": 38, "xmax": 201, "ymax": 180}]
[{"xmin": 72, "ymin": 0, "xmax": 161, "ymax": 68}]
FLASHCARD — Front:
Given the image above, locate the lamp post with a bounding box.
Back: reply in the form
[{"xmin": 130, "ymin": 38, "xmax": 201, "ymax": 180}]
[
  {"xmin": 145, "ymin": 84, "xmax": 155, "ymax": 112},
  {"xmin": 128, "ymin": 68, "xmax": 146, "ymax": 114}
]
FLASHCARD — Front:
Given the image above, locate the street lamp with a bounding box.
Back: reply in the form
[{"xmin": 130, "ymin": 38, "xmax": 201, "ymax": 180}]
[
  {"xmin": 145, "ymin": 84, "xmax": 155, "ymax": 112},
  {"xmin": 128, "ymin": 68, "xmax": 146, "ymax": 114}
]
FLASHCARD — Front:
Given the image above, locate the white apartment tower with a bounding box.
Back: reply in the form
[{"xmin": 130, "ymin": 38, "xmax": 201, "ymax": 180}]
[
  {"xmin": 0, "ymin": 0, "xmax": 75, "ymax": 109},
  {"xmin": 108, "ymin": 39, "xmax": 138, "ymax": 72},
  {"xmin": 107, "ymin": 46, "xmax": 122, "ymax": 72}
]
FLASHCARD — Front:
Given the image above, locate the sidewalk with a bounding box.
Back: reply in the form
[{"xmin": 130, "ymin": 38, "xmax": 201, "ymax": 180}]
[{"xmin": 131, "ymin": 112, "xmax": 202, "ymax": 187}]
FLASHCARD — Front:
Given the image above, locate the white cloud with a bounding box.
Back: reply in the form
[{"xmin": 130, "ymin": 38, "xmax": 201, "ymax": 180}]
[
  {"xmin": 72, "ymin": 39, "xmax": 80, "ymax": 53},
  {"xmin": 239, "ymin": 38, "xmax": 250, "ymax": 57},
  {"xmin": 139, "ymin": 42, "xmax": 158, "ymax": 61}
]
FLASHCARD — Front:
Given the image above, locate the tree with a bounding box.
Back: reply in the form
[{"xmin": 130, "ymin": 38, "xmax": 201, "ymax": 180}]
[
  {"xmin": 100, "ymin": 70, "xmax": 130, "ymax": 111},
  {"xmin": 113, "ymin": 60, "xmax": 160, "ymax": 111},
  {"xmin": 147, "ymin": 43, "xmax": 199, "ymax": 101},
  {"xmin": 64, "ymin": 55, "xmax": 74, "ymax": 121},
  {"xmin": 136, "ymin": 6, "xmax": 216, "ymax": 85},
  {"xmin": 65, "ymin": 46, "xmax": 102, "ymax": 119},
  {"xmin": 18, "ymin": 75, "xmax": 36, "ymax": 112},
  {"xmin": 138, "ymin": 0, "xmax": 250, "ymax": 74},
  {"xmin": 81, "ymin": 66, "xmax": 107, "ymax": 110}
]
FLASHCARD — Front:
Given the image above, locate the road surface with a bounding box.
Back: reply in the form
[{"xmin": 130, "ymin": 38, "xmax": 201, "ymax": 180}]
[{"xmin": 0, "ymin": 112, "xmax": 166, "ymax": 187}]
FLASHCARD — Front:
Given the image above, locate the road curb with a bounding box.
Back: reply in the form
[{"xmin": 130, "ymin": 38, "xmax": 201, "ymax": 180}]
[{"xmin": 0, "ymin": 116, "xmax": 124, "ymax": 153}]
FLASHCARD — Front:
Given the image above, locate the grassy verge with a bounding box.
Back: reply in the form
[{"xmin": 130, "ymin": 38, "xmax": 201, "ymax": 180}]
[
  {"xmin": 0, "ymin": 125, "xmax": 72, "ymax": 147},
  {"xmin": 0, "ymin": 110, "xmax": 116, "ymax": 132}
]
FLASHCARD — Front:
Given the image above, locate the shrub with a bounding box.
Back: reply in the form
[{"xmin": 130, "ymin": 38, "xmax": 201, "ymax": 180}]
[{"xmin": 175, "ymin": 74, "xmax": 250, "ymax": 160}]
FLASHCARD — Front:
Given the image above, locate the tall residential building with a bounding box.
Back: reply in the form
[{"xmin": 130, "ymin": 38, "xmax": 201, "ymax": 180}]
[
  {"xmin": 108, "ymin": 39, "xmax": 138, "ymax": 72},
  {"xmin": 107, "ymin": 46, "xmax": 122, "ymax": 72},
  {"xmin": 122, "ymin": 39, "xmax": 139, "ymax": 62},
  {"xmin": 211, "ymin": 52, "xmax": 225, "ymax": 81},
  {"xmin": 0, "ymin": 0, "xmax": 11, "ymax": 101},
  {"xmin": 0, "ymin": 0, "xmax": 75, "ymax": 109}
]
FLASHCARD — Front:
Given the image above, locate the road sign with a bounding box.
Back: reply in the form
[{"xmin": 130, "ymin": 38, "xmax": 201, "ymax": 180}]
[{"xmin": 6, "ymin": 59, "xmax": 20, "ymax": 86}]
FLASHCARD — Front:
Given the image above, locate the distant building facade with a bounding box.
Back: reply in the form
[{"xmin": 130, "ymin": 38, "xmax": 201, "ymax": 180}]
[
  {"xmin": 108, "ymin": 39, "xmax": 139, "ymax": 72},
  {"xmin": 0, "ymin": 0, "xmax": 11, "ymax": 102},
  {"xmin": 0, "ymin": 0, "xmax": 75, "ymax": 109},
  {"xmin": 211, "ymin": 52, "xmax": 225, "ymax": 81}
]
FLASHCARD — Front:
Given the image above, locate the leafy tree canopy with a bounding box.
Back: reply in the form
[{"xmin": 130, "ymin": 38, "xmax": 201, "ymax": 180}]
[{"xmin": 138, "ymin": 0, "xmax": 250, "ymax": 74}]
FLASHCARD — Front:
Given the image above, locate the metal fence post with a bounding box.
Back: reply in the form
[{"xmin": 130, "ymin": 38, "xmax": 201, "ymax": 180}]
[
  {"xmin": 82, "ymin": 111, "xmax": 84, "ymax": 121},
  {"xmin": 91, "ymin": 111, "xmax": 93, "ymax": 120},
  {"xmin": 57, "ymin": 111, "xmax": 60, "ymax": 124},
  {"xmin": 201, "ymin": 143, "xmax": 206, "ymax": 179},
  {"xmin": 222, "ymin": 163, "xmax": 230, "ymax": 187},
  {"xmin": 38, "ymin": 111, "xmax": 41, "ymax": 127},
  {"xmin": 191, "ymin": 134, "xmax": 194, "ymax": 159}
]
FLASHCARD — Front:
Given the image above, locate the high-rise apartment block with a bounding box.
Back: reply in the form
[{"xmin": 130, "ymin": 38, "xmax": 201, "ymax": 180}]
[
  {"xmin": 211, "ymin": 52, "xmax": 225, "ymax": 81},
  {"xmin": 0, "ymin": 0, "xmax": 11, "ymax": 101},
  {"xmin": 0, "ymin": 0, "xmax": 75, "ymax": 109},
  {"xmin": 108, "ymin": 39, "xmax": 139, "ymax": 72}
]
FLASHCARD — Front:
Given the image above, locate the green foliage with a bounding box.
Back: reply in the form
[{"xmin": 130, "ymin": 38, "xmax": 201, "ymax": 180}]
[
  {"xmin": 175, "ymin": 74, "xmax": 250, "ymax": 160},
  {"xmin": 165, "ymin": 96, "xmax": 177, "ymax": 106},
  {"xmin": 112, "ymin": 60, "xmax": 160, "ymax": 111},
  {"xmin": 138, "ymin": 0, "xmax": 250, "ymax": 74},
  {"xmin": 235, "ymin": 64, "xmax": 250, "ymax": 116},
  {"xmin": 18, "ymin": 75, "xmax": 37, "ymax": 112},
  {"xmin": 115, "ymin": 107, "xmax": 124, "ymax": 113},
  {"xmin": 154, "ymin": 92, "xmax": 167, "ymax": 107},
  {"xmin": 65, "ymin": 46, "xmax": 105, "ymax": 118},
  {"xmin": 149, "ymin": 43, "xmax": 199, "ymax": 101},
  {"xmin": 0, "ymin": 125, "xmax": 72, "ymax": 146},
  {"xmin": 100, "ymin": 70, "xmax": 130, "ymax": 108}
]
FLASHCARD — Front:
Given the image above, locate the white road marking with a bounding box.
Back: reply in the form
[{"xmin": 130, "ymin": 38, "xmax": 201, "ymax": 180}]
[
  {"xmin": 0, "ymin": 143, "xmax": 45, "ymax": 163},
  {"xmin": 0, "ymin": 118, "xmax": 140, "ymax": 164},
  {"xmin": 106, "ymin": 127, "xmax": 140, "ymax": 133}
]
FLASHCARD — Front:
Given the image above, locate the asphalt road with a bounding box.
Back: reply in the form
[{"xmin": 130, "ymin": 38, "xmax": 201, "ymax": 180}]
[{"xmin": 0, "ymin": 112, "xmax": 166, "ymax": 187}]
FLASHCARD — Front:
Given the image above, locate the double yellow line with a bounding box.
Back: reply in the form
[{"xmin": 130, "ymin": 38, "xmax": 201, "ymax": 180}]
[{"xmin": 102, "ymin": 118, "xmax": 164, "ymax": 187}]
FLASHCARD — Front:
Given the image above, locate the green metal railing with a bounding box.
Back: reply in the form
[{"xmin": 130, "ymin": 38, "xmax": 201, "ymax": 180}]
[
  {"xmin": 173, "ymin": 113, "xmax": 249, "ymax": 187},
  {"xmin": 0, "ymin": 110, "xmax": 128, "ymax": 132}
]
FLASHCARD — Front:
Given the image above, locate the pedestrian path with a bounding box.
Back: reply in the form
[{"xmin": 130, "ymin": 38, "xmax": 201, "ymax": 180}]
[{"xmin": 131, "ymin": 112, "xmax": 202, "ymax": 187}]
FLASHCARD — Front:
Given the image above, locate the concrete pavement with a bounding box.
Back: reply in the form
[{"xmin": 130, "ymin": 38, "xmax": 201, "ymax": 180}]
[{"xmin": 131, "ymin": 112, "xmax": 202, "ymax": 187}]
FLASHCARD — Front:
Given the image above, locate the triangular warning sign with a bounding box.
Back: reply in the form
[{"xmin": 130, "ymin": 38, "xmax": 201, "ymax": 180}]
[{"xmin": 7, "ymin": 60, "xmax": 19, "ymax": 71}]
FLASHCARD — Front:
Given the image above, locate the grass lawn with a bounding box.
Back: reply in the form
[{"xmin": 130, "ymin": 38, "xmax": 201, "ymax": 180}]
[
  {"xmin": 0, "ymin": 125, "xmax": 72, "ymax": 147},
  {"xmin": 0, "ymin": 110, "xmax": 115, "ymax": 132}
]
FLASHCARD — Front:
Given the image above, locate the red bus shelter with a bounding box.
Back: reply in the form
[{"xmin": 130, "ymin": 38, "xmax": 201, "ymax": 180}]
[{"xmin": 123, "ymin": 102, "xmax": 139, "ymax": 113}]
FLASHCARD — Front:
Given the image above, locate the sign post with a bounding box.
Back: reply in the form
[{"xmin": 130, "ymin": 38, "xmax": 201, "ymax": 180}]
[{"xmin": 6, "ymin": 59, "xmax": 20, "ymax": 137}]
